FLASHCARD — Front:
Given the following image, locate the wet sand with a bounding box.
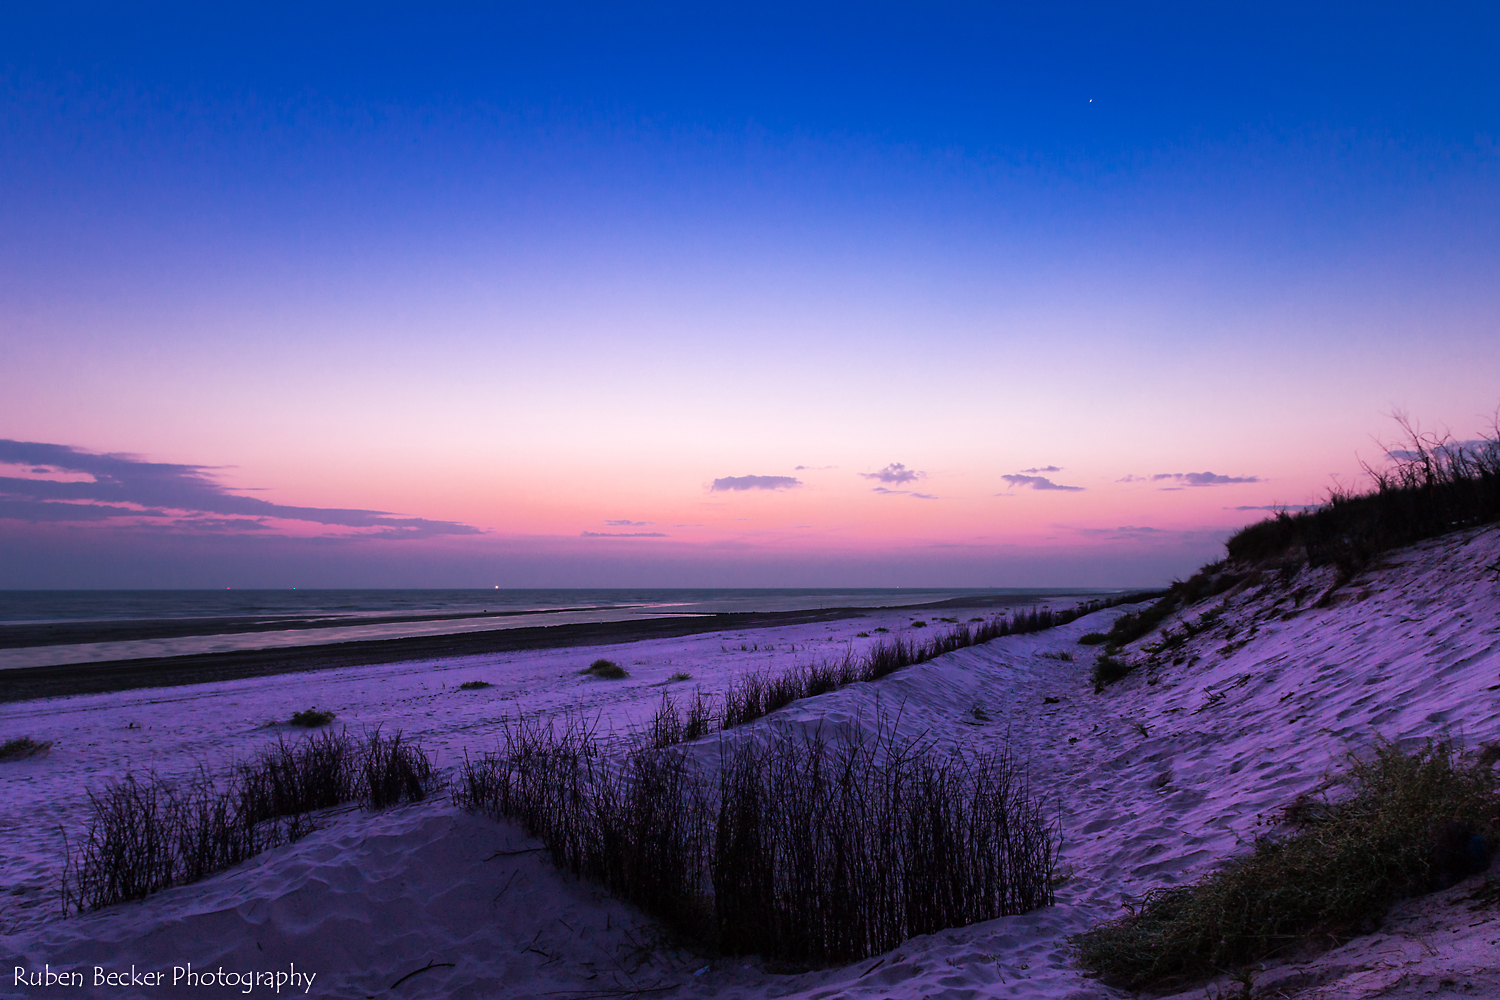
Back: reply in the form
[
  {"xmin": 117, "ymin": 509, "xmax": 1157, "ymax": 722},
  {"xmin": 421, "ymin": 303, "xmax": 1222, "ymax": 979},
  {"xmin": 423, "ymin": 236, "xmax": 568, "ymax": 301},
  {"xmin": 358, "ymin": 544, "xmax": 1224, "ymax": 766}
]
[
  {"xmin": 0, "ymin": 607, "xmax": 864, "ymax": 703},
  {"xmin": 0, "ymin": 603, "xmax": 638, "ymax": 649}
]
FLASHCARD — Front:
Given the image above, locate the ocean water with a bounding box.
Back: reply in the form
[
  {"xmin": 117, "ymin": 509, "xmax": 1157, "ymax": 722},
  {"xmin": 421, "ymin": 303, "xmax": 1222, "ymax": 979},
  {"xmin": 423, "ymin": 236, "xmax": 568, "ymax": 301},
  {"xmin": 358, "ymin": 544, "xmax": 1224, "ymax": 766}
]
[{"xmin": 0, "ymin": 588, "xmax": 1106, "ymax": 669}]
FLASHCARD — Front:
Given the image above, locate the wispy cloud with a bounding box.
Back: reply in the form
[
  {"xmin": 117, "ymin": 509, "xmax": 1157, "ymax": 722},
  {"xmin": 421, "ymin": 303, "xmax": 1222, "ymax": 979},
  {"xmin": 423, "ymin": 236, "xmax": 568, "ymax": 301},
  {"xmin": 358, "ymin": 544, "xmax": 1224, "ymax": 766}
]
[
  {"xmin": 1385, "ymin": 439, "xmax": 1493, "ymax": 462},
  {"xmin": 1073, "ymin": 524, "xmax": 1226, "ymax": 544},
  {"xmin": 605, "ymin": 519, "xmax": 652, "ymax": 526},
  {"xmin": 1020, "ymin": 465, "xmax": 1062, "ymax": 473},
  {"xmin": 580, "ymin": 531, "xmax": 668, "ymax": 538},
  {"xmin": 1076, "ymin": 525, "xmax": 1164, "ymax": 537},
  {"xmin": 1000, "ymin": 474, "xmax": 1084, "ymax": 492},
  {"xmin": 0, "ymin": 440, "xmax": 483, "ymax": 538},
  {"xmin": 872, "ymin": 486, "xmax": 940, "ymax": 499},
  {"xmin": 1119, "ymin": 471, "xmax": 1261, "ymax": 487},
  {"xmin": 710, "ymin": 475, "xmax": 802, "ymax": 491},
  {"xmin": 860, "ymin": 463, "xmax": 922, "ymax": 485},
  {"xmin": 793, "ymin": 464, "xmax": 837, "ymax": 471},
  {"xmin": 1229, "ymin": 504, "xmax": 1316, "ymax": 512}
]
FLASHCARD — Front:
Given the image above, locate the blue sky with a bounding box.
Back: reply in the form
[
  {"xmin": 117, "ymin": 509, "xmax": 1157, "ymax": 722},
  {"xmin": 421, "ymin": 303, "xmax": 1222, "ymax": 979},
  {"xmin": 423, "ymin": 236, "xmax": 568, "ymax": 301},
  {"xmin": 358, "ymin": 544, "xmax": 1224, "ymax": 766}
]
[{"xmin": 2, "ymin": 3, "xmax": 1497, "ymax": 587}]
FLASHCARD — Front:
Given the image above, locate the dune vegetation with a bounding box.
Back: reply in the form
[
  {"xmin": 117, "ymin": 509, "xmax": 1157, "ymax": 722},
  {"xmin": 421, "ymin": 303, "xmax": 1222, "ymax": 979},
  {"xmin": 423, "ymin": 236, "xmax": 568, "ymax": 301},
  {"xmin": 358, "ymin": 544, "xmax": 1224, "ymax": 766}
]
[
  {"xmin": 64, "ymin": 728, "xmax": 438, "ymax": 912},
  {"xmin": 457, "ymin": 711, "xmax": 1058, "ymax": 966},
  {"xmin": 1073, "ymin": 740, "xmax": 1500, "ymax": 990}
]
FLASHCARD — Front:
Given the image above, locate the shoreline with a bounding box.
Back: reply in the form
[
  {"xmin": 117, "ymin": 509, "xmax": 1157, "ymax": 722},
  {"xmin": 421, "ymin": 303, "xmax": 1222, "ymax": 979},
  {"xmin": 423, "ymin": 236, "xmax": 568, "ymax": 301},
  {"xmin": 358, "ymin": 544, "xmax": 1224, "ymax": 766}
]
[
  {"xmin": 0, "ymin": 593, "xmax": 1088, "ymax": 703},
  {"xmin": 0, "ymin": 609, "xmax": 856, "ymax": 702},
  {"xmin": 0, "ymin": 602, "xmax": 648, "ymax": 650}
]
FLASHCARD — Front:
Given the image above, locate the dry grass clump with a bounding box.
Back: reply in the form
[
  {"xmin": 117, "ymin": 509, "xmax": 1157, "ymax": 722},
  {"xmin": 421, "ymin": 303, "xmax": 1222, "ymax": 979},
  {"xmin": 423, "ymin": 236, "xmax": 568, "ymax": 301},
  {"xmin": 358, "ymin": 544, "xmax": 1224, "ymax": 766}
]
[
  {"xmin": 1072, "ymin": 740, "xmax": 1500, "ymax": 990},
  {"xmin": 457, "ymin": 712, "xmax": 1057, "ymax": 965},
  {"xmin": 288, "ymin": 708, "xmax": 336, "ymax": 727},
  {"xmin": 1090, "ymin": 655, "xmax": 1133, "ymax": 693},
  {"xmin": 64, "ymin": 728, "xmax": 439, "ymax": 913},
  {"xmin": 581, "ymin": 658, "xmax": 629, "ymax": 679},
  {"xmin": 0, "ymin": 736, "xmax": 52, "ymax": 760},
  {"xmin": 458, "ymin": 680, "xmax": 492, "ymax": 690}
]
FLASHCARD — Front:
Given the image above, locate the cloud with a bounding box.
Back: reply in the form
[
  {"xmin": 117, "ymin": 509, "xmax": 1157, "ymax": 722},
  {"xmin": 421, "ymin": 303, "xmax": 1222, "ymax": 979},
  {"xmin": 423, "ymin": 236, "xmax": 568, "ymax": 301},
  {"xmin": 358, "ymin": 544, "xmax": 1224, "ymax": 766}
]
[
  {"xmin": 0, "ymin": 440, "xmax": 484, "ymax": 538},
  {"xmin": 710, "ymin": 475, "xmax": 802, "ymax": 491},
  {"xmin": 1154, "ymin": 471, "xmax": 1261, "ymax": 487},
  {"xmin": 872, "ymin": 487, "xmax": 940, "ymax": 499},
  {"xmin": 0, "ymin": 499, "xmax": 166, "ymax": 522},
  {"xmin": 605, "ymin": 519, "xmax": 652, "ymax": 526},
  {"xmin": 1230, "ymin": 504, "xmax": 1317, "ymax": 512},
  {"xmin": 793, "ymin": 465, "xmax": 837, "ymax": 471},
  {"xmin": 860, "ymin": 463, "xmax": 923, "ymax": 484},
  {"xmin": 1020, "ymin": 465, "xmax": 1062, "ymax": 473},
  {"xmin": 581, "ymin": 531, "xmax": 668, "ymax": 537},
  {"xmin": 167, "ymin": 517, "xmax": 274, "ymax": 532},
  {"xmin": 1076, "ymin": 525, "xmax": 1164, "ymax": 537},
  {"xmin": 1001, "ymin": 474, "xmax": 1084, "ymax": 492},
  {"xmin": 1118, "ymin": 471, "xmax": 1262, "ymax": 487},
  {"xmin": 1386, "ymin": 439, "xmax": 1492, "ymax": 462}
]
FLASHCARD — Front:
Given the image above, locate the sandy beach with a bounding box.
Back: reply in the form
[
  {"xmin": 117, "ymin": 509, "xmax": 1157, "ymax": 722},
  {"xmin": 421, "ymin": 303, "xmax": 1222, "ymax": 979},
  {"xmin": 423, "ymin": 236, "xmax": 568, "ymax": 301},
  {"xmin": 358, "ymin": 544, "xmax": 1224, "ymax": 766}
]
[{"xmin": 2, "ymin": 526, "xmax": 1498, "ymax": 999}]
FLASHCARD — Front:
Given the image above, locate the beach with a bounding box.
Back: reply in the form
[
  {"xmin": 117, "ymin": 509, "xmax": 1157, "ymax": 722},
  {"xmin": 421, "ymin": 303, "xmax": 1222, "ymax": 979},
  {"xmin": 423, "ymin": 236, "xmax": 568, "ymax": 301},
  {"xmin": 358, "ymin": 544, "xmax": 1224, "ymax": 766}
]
[{"xmin": 3, "ymin": 528, "xmax": 1499, "ymax": 998}]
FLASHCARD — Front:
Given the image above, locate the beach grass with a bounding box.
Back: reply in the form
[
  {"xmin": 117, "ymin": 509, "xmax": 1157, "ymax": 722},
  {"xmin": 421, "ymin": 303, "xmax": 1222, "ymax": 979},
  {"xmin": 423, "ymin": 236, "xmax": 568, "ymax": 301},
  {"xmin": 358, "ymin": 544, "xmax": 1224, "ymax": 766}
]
[
  {"xmin": 456, "ymin": 711, "xmax": 1057, "ymax": 965},
  {"xmin": 64, "ymin": 728, "xmax": 439, "ymax": 913},
  {"xmin": 1072, "ymin": 739, "xmax": 1500, "ymax": 990},
  {"xmin": 289, "ymin": 708, "xmax": 336, "ymax": 727},
  {"xmin": 0, "ymin": 736, "xmax": 52, "ymax": 760},
  {"xmin": 638, "ymin": 597, "xmax": 1161, "ymax": 742}
]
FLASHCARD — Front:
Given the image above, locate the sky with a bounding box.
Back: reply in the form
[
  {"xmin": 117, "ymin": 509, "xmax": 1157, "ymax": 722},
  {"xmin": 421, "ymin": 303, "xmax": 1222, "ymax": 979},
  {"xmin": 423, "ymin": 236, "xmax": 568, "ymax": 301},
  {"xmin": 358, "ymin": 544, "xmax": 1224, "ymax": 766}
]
[{"xmin": 2, "ymin": 2, "xmax": 1498, "ymax": 589}]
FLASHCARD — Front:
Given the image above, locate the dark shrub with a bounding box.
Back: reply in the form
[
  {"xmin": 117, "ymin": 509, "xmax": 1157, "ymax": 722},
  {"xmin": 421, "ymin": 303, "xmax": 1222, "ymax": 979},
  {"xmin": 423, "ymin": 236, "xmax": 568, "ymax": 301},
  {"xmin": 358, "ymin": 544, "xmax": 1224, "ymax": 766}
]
[
  {"xmin": 1225, "ymin": 417, "xmax": 1500, "ymax": 571},
  {"xmin": 0, "ymin": 736, "xmax": 51, "ymax": 759},
  {"xmin": 1091, "ymin": 655, "xmax": 1133, "ymax": 692},
  {"xmin": 1073, "ymin": 740, "xmax": 1500, "ymax": 990},
  {"xmin": 289, "ymin": 708, "xmax": 336, "ymax": 727},
  {"xmin": 581, "ymin": 659, "xmax": 629, "ymax": 679}
]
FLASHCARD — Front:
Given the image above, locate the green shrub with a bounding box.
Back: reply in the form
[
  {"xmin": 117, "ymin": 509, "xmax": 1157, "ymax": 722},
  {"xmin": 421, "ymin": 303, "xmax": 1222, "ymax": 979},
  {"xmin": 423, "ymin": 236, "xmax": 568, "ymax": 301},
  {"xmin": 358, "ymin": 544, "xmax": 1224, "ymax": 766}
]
[
  {"xmin": 458, "ymin": 680, "xmax": 492, "ymax": 690},
  {"xmin": 289, "ymin": 708, "xmax": 336, "ymax": 727},
  {"xmin": 0, "ymin": 736, "xmax": 52, "ymax": 760},
  {"xmin": 581, "ymin": 659, "xmax": 629, "ymax": 680},
  {"xmin": 1077, "ymin": 633, "xmax": 1108, "ymax": 645},
  {"xmin": 1072, "ymin": 740, "xmax": 1500, "ymax": 990},
  {"xmin": 1091, "ymin": 655, "xmax": 1133, "ymax": 692}
]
